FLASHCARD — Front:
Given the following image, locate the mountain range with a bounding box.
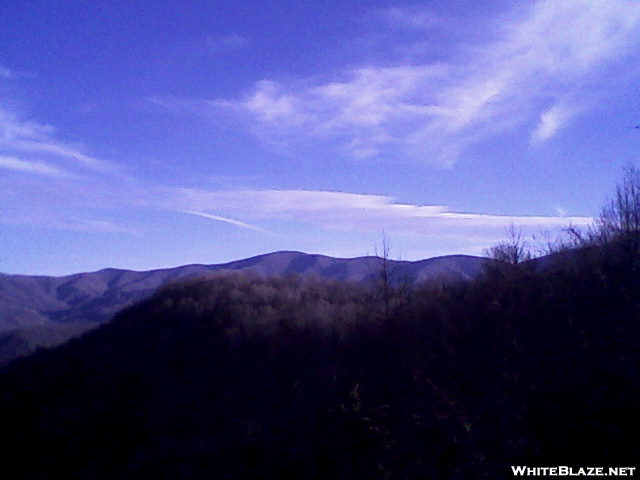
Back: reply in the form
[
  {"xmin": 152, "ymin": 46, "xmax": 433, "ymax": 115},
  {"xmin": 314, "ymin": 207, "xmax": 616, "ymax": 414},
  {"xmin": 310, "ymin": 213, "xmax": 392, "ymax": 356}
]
[{"xmin": 0, "ymin": 251, "xmax": 488, "ymax": 365}]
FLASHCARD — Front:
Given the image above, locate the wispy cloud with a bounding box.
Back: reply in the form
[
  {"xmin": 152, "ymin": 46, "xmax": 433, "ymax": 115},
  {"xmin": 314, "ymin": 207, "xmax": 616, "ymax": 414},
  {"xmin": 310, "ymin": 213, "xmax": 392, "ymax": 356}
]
[
  {"xmin": 7, "ymin": 140, "xmax": 108, "ymax": 171},
  {"xmin": 0, "ymin": 206, "xmax": 138, "ymax": 233},
  {"xmin": 0, "ymin": 155, "xmax": 77, "ymax": 178},
  {"xmin": 0, "ymin": 106, "xmax": 114, "ymax": 173},
  {"xmin": 190, "ymin": 0, "xmax": 640, "ymax": 164},
  {"xmin": 375, "ymin": 6, "xmax": 455, "ymax": 33},
  {"xmin": 158, "ymin": 34, "xmax": 251, "ymax": 73},
  {"xmin": 0, "ymin": 103, "xmax": 129, "ymax": 233},
  {"xmin": 204, "ymin": 34, "xmax": 250, "ymax": 51},
  {"xmin": 0, "ymin": 65, "xmax": 13, "ymax": 79},
  {"xmin": 59, "ymin": 218, "xmax": 137, "ymax": 234}
]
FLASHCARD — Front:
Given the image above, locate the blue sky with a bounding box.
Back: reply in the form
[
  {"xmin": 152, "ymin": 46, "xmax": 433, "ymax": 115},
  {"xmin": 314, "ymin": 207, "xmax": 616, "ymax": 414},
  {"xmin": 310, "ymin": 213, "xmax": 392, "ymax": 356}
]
[{"xmin": 1, "ymin": 0, "xmax": 640, "ymax": 275}]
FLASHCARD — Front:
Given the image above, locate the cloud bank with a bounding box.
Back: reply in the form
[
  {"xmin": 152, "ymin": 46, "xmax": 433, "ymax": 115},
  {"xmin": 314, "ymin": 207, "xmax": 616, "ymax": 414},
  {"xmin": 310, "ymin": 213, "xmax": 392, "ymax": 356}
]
[{"xmin": 169, "ymin": 187, "xmax": 592, "ymax": 243}]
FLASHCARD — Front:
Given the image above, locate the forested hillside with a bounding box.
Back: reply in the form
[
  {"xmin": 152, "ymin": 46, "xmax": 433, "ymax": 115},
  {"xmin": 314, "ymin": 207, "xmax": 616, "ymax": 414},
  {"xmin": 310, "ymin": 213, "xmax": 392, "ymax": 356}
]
[
  {"xmin": 0, "ymin": 170, "xmax": 639, "ymax": 479},
  {"xmin": 0, "ymin": 251, "xmax": 487, "ymax": 365}
]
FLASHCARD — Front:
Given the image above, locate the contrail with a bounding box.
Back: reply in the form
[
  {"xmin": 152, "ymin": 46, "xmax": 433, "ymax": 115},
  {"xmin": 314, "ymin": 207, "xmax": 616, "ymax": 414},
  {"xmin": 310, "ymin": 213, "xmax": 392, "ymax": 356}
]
[{"xmin": 182, "ymin": 210, "xmax": 269, "ymax": 233}]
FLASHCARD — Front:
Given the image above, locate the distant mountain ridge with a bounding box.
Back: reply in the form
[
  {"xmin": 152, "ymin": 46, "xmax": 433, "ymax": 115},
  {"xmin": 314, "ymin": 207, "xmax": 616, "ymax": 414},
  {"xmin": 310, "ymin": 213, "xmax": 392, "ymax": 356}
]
[{"xmin": 0, "ymin": 251, "xmax": 489, "ymax": 365}]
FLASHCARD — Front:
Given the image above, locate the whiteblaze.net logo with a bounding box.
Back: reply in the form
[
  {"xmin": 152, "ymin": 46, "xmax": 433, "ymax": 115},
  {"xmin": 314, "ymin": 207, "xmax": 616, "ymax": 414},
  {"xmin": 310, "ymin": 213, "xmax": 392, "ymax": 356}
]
[{"xmin": 511, "ymin": 466, "xmax": 637, "ymax": 477}]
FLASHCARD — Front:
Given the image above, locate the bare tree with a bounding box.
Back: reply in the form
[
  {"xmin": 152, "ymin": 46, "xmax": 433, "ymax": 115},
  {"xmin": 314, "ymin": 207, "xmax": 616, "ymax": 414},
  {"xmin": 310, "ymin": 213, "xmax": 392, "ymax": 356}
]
[
  {"xmin": 368, "ymin": 234, "xmax": 410, "ymax": 324},
  {"xmin": 485, "ymin": 224, "xmax": 532, "ymax": 265},
  {"xmin": 374, "ymin": 234, "xmax": 393, "ymax": 323},
  {"xmin": 596, "ymin": 164, "xmax": 640, "ymax": 242}
]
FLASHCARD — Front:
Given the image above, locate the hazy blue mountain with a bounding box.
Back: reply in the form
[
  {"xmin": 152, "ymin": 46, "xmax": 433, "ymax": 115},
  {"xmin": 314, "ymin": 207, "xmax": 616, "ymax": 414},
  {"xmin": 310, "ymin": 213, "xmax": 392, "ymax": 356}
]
[{"xmin": 0, "ymin": 251, "xmax": 488, "ymax": 365}]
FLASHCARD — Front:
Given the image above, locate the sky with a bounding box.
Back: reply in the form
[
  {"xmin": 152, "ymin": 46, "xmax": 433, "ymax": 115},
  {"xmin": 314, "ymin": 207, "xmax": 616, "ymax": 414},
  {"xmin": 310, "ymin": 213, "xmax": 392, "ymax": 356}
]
[{"xmin": 1, "ymin": 0, "xmax": 640, "ymax": 275}]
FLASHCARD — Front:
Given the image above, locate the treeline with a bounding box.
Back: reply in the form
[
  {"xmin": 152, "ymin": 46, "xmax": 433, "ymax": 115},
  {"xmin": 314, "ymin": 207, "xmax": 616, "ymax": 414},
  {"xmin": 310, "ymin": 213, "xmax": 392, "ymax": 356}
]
[{"xmin": 1, "ymin": 174, "xmax": 640, "ymax": 479}]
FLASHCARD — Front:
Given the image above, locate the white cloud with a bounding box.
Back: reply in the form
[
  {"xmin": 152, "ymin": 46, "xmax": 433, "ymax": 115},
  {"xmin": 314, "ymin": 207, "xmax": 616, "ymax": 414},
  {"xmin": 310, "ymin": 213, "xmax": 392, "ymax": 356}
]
[
  {"xmin": 0, "ymin": 155, "xmax": 76, "ymax": 178},
  {"xmin": 0, "ymin": 106, "xmax": 113, "ymax": 172},
  {"xmin": 198, "ymin": 0, "xmax": 640, "ymax": 164},
  {"xmin": 7, "ymin": 140, "xmax": 108, "ymax": 170},
  {"xmin": 169, "ymin": 187, "xmax": 593, "ymax": 241},
  {"xmin": 532, "ymin": 102, "xmax": 576, "ymax": 142},
  {"xmin": 0, "ymin": 107, "xmax": 54, "ymax": 141},
  {"xmin": 243, "ymin": 80, "xmax": 309, "ymax": 125}
]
